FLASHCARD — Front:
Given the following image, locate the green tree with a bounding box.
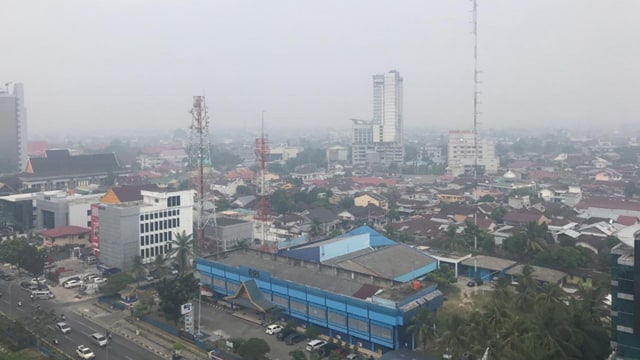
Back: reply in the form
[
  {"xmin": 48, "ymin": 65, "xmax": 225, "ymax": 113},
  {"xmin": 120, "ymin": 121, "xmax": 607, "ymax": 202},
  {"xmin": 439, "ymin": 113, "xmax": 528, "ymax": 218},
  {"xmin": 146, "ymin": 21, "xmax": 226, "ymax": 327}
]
[
  {"xmin": 524, "ymin": 222, "xmax": 548, "ymax": 254},
  {"xmin": 236, "ymin": 185, "xmax": 253, "ymax": 196},
  {"xmin": 386, "ymin": 209, "xmax": 401, "ymax": 222},
  {"xmin": 425, "ymin": 266, "xmax": 457, "ymax": 289},
  {"xmin": 215, "ymin": 199, "xmax": 232, "ymax": 211},
  {"xmin": 624, "ymin": 181, "xmax": 638, "ymax": 198},
  {"xmin": 271, "ymin": 189, "xmax": 294, "ymax": 215},
  {"xmin": 407, "ymin": 309, "xmax": 436, "ymax": 351},
  {"xmin": 169, "ymin": 230, "xmax": 194, "ymax": 274},
  {"xmin": 130, "ymin": 255, "xmax": 145, "ymax": 286},
  {"xmin": 289, "ymin": 350, "xmax": 308, "ymax": 360},
  {"xmin": 155, "ymin": 273, "xmax": 199, "ymax": 325},
  {"xmin": 305, "ymin": 325, "xmax": 321, "ymax": 340},
  {"xmin": 102, "ymin": 272, "xmax": 133, "ymax": 296},
  {"xmin": 309, "ymin": 218, "xmax": 323, "ymax": 238},
  {"xmin": 444, "ymin": 225, "xmax": 465, "ymax": 251},
  {"xmin": 152, "ymin": 254, "xmax": 169, "ymax": 278},
  {"xmin": 477, "ymin": 195, "xmax": 495, "ymax": 203},
  {"xmin": 490, "ymin": 207, "xmax": 507, "ymax": 223},
  {"xmin": 17, "ymin": 245, "xmax": 45, "ymax": 278},
  {"xmin": 0, "ymin": 239, "xmax": 26, "ymax": 267},
  {"xmin": 237, "ymin": 338, "xmax": 270, "ymax": 360}
]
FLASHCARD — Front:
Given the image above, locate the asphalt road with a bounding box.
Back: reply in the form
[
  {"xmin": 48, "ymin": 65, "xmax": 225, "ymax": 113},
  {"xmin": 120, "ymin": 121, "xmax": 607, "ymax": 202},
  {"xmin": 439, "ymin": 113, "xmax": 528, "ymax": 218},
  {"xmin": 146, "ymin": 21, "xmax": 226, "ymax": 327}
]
[{"xmin": 0, "ymin": 275, "xmax": 161, "ymax": 360}]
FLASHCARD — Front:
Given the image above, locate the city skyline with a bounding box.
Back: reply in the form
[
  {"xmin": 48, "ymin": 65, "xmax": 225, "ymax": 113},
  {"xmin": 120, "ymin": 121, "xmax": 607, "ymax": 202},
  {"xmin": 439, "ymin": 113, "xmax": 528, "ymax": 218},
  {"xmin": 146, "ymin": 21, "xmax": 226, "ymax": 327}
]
[{"xmin": 2, "ymin": 1, "xmax": 639, "ymax": 136}]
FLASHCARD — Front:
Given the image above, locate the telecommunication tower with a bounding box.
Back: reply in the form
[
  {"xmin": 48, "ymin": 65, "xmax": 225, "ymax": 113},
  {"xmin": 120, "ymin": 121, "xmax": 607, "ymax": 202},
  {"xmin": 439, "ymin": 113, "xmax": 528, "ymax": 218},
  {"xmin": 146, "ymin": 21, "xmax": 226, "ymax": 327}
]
[
  {"xmin": 188, "ymin": 96, "xmax": 217, "ymax": 253},
  {"xmin": 254, "ymin": 112, "xmax": 272, "ymax": 252}
]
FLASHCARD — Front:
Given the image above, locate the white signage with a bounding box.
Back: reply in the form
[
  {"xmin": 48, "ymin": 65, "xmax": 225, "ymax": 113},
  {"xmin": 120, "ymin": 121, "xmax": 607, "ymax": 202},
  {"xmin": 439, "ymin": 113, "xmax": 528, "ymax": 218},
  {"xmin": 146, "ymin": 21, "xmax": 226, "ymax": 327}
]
[{"xmin": 181, "ymin": 302, "xmax": 192, "ymax": 315}]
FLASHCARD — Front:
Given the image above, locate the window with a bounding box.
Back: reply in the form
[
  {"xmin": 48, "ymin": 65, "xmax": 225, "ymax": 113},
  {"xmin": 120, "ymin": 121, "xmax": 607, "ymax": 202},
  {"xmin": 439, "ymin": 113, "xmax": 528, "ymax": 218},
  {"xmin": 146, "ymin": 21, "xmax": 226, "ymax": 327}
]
[
  {"xmin": 290, "ymin": 300, "xmax": 307, "ymax": 314},
  {"xmin": 87, "ymin": 210, "xmax": 91, "ymax": 216},
  {"xmin": 140, "ymin": 224, "xmax": 145, "ymax": 233},
  {"xmin": 213, "ymin": 277, "xmax": 225, "ymax": 289},
  {"xmin": 371, "ymin": 323, "xmax": 392, "ymax": 340},
  {"xmin": 167, "ymin": 196, "xmax": 181, "ymax": 207},
  {"xmin": 145, "ymin": 236, "xmax": 149, "ymax": 246},
  {"xmin": 140, "ymin": 249, "xmax": 144, "ymax": 257},
  {"xmin": 145, "ymin": 248, "xmax": 149, "ymax": 258},
  {"xmin": 145, "ymin": 223, "xmax": 149, "ymax": 232},
  {"xmin": 140, "ymin": 237, "xmax": 144, "ymax": 246},
  {"xmin": 348, "ymin": 316, "xmax": 369, "ymax": 333},
  {"xmin": 309, "ymin": 305, "xmax": 326, "ymax": 320},
  {"xmin": 328, "ymin": 311, "xmax": 346, "ymax": 327},
  {"xmin": 87, "ymin": 221, "xmax": 91, "ymax": 227},
  {"xmin": 272, "ymin": 295, "xmax": 288, "ymax": 308}
]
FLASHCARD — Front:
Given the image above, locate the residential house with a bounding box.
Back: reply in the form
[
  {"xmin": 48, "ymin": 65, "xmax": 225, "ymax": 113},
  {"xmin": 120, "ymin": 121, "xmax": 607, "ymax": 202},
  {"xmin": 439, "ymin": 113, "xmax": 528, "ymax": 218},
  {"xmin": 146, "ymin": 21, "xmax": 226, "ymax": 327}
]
[
  {"xmin": 338, "ymin": 204, "xmax": 386, "ymax": 225},
  {"xmin": 502, "ymin": 211, "xmax": 550, "ymax": 226},
  {"xmin": 40, "ymin": 225, "xmax": 91, "ymax": 248},
  {"xmin": 575, "ymin": 197, "xmax": 640, "ymax": 219},
  {"xmin": 302, "ymin": 207, "xmax": 341, "ymax": 234},
  {"xmin": 506, "ymin": 264, "xmax": 567, "ymax": 287},
  {"xmin": 354, "ymin": 192, "xmax": 389, "ymax": 210}
]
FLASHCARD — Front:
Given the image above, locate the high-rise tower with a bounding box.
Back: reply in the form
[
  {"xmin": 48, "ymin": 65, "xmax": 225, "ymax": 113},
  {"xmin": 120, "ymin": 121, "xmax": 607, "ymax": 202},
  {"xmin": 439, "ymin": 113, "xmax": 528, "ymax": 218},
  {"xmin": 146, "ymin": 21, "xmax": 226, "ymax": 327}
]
[
  {"xmin": 351, "ymin": 71, "xmax": 404, "ymax": 165},
  {"xmin": 0, "ymin": 83, "xmax": 27, "ymax": 174}
]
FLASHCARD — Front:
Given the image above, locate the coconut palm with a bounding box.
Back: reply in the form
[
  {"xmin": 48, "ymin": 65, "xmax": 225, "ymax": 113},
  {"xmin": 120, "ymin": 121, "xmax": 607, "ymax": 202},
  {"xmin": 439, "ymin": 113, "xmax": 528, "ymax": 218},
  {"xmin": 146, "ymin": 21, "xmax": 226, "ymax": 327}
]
[
  {"xmin": 130, "ymin": 255, "xmax": 145, "ymax": 286},
  {"xmin": 535, "ymin": 283, "xmax": 566, "ymax": 306},
  {"xmin": 152, "ymin": 254, "xmax": 169, "ymax": 278},
  {"xmin": 438, "ymin": 312, "xmax": 470, "ymax": 358},
  {"xmin": 407, "ymin": 308, "xmax": 436, "ymax": 351},
  {"xmin": 524, "ymin": 221, "xmax": 548, "ymax": 254},
  {"xmin": 444, "ymin": 225, "xmax": 464, "ymax": 251},
  {"xmin": 169, "ymin": 230, "xmax": 194, "ymax": 274}
]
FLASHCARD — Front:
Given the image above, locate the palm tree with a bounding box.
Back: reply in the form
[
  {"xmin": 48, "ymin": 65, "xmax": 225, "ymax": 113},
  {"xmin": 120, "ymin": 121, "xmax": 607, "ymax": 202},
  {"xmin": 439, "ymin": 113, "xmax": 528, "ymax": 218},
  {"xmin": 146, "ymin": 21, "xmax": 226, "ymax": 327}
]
[
  {"xmin": 407, "ymin": 309, "xmax": 436, "ymax": 351},
  {"xmin": 130, "ymin": 255, "xmax": 144, "ymax": 286},
  {"xmin": 524, "ymin": 221, "xmax": 547, "ymax": 254},
  {"xmin": 309, "ymin": 218, "xmax": 323, "ymax": 238},
  {"xmin": 444, "ymin": 225, "xmax": 464, "ymax": 251},
  {"xmin": 535, "ymin": 283, "xmax": 565, "ymax": 306},
  {"xmin": 169, "ymin": 230, "xmax": 194, "ymax": 274},
  {"xmin": 438, "ymin": 312, "xmax": 470, "ymax": 358},
  {"xmin": 152, "ymin": 254, "xmax": 169, "ymax": 278}
]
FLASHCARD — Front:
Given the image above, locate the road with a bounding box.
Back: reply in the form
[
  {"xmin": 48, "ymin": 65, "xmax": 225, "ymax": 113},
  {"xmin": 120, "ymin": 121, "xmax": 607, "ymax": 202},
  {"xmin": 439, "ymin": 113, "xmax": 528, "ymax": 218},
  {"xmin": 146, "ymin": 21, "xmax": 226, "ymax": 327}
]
[{"xmin": 0, "ymin": 274, "xmax": 161, "ymax": 360}]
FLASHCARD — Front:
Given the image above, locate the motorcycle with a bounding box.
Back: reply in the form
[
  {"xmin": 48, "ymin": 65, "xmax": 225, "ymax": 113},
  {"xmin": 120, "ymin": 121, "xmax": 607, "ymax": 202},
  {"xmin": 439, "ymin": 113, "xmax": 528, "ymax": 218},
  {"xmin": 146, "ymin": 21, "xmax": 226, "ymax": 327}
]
[
  {"xmin": 52, "ymin": 339, "xmax": 59, "ymax": 345},
  {"xmin": 17, "ymin": 300, "xmax": 22, "ymax": 307}
]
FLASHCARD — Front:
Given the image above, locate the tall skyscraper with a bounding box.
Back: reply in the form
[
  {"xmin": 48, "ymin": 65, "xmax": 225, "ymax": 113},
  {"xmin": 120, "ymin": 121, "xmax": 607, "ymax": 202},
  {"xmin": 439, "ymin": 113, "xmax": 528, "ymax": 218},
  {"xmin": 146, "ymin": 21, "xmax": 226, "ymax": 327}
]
[
  {"xmin": 352, "ymin": 70, "xmax": 404, "ymax": 165},
  {"xmin": 0, "ymin": 83, "xmax": 27, "ymax": 174}
]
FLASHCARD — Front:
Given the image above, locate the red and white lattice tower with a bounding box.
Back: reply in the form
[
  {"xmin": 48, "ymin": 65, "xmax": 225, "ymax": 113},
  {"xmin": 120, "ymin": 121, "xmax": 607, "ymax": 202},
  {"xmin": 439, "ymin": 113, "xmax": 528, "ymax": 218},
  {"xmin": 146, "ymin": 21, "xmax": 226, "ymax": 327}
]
[
  {"xmin": 254, "ymin": 113, "xmax": 272, "ymax": 252},
  {"xmin": 188, "ymin": 96, "xmax": 217, "ymax": 253}
]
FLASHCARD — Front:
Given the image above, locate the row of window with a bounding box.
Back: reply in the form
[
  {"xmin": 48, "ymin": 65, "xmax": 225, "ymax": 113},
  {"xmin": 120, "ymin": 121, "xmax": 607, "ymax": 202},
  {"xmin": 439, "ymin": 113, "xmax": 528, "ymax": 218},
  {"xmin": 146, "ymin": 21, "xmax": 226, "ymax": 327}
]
[
  {"xmin": 141, "ymin": 244, "xmax": 172, "ymax": 259},
  {"xmin": 140, "ymin": 218, "xmax": 180, "ymax": 233},
  {"xmin": 140, "ymin": 209, "xmax": 180, "ymax": 221},
  {"xmin": 140, "ymin": 231, "xmax": 173, "ymax": 246}
]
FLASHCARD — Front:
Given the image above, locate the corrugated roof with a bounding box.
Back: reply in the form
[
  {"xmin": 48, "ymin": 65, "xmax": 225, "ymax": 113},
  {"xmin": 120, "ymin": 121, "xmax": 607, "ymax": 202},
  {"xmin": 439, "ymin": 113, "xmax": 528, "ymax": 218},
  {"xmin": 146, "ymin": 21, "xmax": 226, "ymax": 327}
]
[
  {"xmin": 39, "ymin": 225, "xmax": 91, "ymax": 238},
  {"xmin": 25, "ymin": 149, "xmax": 121, "ymax": 177},
  {"xmin": 111, "ymin": 184, "xmax": 159, "ymax": 202}
]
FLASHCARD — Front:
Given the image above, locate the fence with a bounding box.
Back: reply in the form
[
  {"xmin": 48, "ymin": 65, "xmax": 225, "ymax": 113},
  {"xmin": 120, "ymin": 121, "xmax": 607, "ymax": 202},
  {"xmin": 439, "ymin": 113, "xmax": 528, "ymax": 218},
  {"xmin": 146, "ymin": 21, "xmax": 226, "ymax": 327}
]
[
  {"xmin": 140, "ymin": 314, "xmax": 179, "ymax": 337},
  {"xmin": 97, "ymin": 296, "xmax": 126, "ymax": 311}
]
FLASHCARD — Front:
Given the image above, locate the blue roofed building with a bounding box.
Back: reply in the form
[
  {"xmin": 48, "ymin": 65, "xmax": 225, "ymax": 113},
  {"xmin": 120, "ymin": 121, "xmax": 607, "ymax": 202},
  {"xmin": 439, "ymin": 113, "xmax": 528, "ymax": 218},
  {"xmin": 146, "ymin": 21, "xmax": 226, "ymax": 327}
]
[{"xmin": 196, "ymin": 226, "xmax": 444, "ymax": 352}]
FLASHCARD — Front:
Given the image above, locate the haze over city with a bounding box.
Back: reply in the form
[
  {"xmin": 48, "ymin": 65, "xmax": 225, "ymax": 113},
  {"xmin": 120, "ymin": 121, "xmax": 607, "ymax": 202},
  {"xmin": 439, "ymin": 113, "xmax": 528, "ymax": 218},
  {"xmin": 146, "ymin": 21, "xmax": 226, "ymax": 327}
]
[{"xmin": 2, "ymin": 0, "xmax": 639, "ymax": 136}]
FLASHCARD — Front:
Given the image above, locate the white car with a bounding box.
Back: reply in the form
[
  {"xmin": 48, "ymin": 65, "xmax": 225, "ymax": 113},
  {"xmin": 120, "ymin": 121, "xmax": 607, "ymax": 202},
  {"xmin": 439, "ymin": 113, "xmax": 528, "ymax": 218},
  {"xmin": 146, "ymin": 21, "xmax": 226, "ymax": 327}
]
[
  {"xmin": 63, "ymin": 279, "xmax": 82, "ymax": 289},
  {"xmin": 76, "ymin": 345, "xmax": 95, "ymax": 359},
  {"xmin": 30, "ymin": 277, "xmax": 43, "ymax": 285},
  {"xmin": 56, "ymin": 322, "xmax": 71, "ymax": 334},
  {"xmin": 93, "ymin": 277, "xmax": 106, "ymax": 284},
  {"xmin": 265, "ymin": 324, "xmax": 283, "ymax": 335},
  {"xmin": 145, "ymin": 274, "xmax": 154, "ymax": 281}
]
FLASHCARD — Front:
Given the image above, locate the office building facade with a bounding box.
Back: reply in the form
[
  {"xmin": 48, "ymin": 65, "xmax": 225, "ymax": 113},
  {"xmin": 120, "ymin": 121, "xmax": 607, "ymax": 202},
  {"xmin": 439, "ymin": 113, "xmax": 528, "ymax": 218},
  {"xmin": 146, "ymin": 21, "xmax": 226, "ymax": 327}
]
[
  {"xmin": 610, "ymin": 224, "xmax": 640, "ymax": 359},
  {"xmin": 352, "ymin": 71, "xmax": 404, "ymax": 165},
  {"xmin": 97, "ymin": 189, "xmax": 194, "ymax": 270},
  {"xmin": 447, "ymin": 130, "xmax": 499, "ymax": 177},
  {"xmin": 0, "ymin": 83, "xmax": 27, "ymax": 174}
]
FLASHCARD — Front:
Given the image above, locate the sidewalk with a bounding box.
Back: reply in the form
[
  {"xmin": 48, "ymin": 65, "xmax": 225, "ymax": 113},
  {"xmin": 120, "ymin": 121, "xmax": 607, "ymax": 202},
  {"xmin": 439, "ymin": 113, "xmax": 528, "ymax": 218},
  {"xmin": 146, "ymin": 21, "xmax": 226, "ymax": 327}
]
[{"xmin": 76, "ymin": 303, "xmax": 208, "ymax": 360}]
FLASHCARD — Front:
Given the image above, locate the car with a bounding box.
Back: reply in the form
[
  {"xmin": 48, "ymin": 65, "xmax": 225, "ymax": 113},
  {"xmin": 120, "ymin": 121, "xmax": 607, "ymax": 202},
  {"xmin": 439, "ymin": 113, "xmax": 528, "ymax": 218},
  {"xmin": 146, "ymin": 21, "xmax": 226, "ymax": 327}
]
[
  {"xmin": 83, "ymin": 274, "xmax": 99, "ymax": 282},
  {"xmin": 64, "ymin": 279, "xmax": 83, "ymax": 289},
  {"xmin": 317, "ymin": 343, "xmax": 341, "ymax": 357},
  {"xmin": 76, "ymin": 345, "xmax": 95, "ymax": 359},
  {"xmin": 93, "ymin": 277, "xmax": 106, "ymax": 284},
  {"xmin": 265, "ymin": 324, "xmax": 284, "ymax": 335},
  {"xmin": 306, "ymin": 339, "xmax": 327, "ymax": 351},
  {"xmin": 0, "ymin": 274, "xmax": 13, "ymax": 281},
  {"xmin": 466, "ymin": 279, "xmax": 484, "ymax": 287},
  {"xmin": 345, "ymin": 354, "xmax": 362, "ymax": 360},
  {"xmin": 89, "ymin": 332, "xmax": 108, "ymax": 347},
  {"xmin": 30, "ymin": 277, "xmax": 44, "ymax": 285},
  {"xmin": 276, "ymin": 328, "xmax": 298, "ymax": 341},
  {"xmin": 286, "ymin": 333, "xmax": 307, "ymax": 345},
  {"xmin": 170, "ymin": 269, "xmax": 179, "ymax": 275},
  {"xmin": 56, "ymin": 322, "xmax": 71, "ymax": 334},
  {"xmin": 145, "ymin": 274, "xmax": 154, "ymax": 281}
]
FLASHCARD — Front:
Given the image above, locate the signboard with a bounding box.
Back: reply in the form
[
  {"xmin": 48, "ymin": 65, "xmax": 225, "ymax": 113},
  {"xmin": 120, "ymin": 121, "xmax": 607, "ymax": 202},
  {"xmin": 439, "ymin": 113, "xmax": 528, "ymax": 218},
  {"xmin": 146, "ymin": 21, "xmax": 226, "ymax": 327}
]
[
  {"xmin": 90, "ymin": 204, "xmax": 100, "ymax": 255},
  {"xmin": 181, "ymin": 302, "xmax": 192, "ymax": 315}
]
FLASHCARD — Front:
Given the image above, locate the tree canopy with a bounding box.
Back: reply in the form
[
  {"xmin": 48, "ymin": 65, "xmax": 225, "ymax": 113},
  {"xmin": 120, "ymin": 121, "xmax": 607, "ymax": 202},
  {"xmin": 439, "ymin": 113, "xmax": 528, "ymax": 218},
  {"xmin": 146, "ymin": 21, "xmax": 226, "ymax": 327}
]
[
  {"xmin": 155, "ymin": 273, "xmax": 199, "ymax": 325},
  {"xmin": 237, "ymin": 338, "xmax": 270, "ymax": 360},
  {"xmin": 102, "ymin": 272, "xmax": 133, "ymax": 296}
]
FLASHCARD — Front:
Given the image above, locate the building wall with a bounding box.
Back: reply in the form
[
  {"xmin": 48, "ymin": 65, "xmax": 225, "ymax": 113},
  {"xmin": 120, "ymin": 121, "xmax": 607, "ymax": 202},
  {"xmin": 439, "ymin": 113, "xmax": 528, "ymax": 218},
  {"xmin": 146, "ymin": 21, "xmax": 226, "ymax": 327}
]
[
  {"xmin": 98, "ymin": 205, "xmax": 140, "ymax": 270},
  {"xmin": 36, "ymin": 198, "xmax": 67, "ymax": 229},
  {"xmin": 0, "ymin": 83, "xmax": 26, "ymax": 174},
  {"xmin": 611, "ymin": 244, "xmax": 640, "ymax": 359},
  {"xmin": 69, "ymin": 202, "xmax": 93, "ymax": 228},
  {"xmin": 447, "ymin": 130, "xmax": 499, "ymax": 177},
  {"xmin": 196, "ymin": 258, "xmax": 442, "ymax": 351},
  {"xmin": 208, "ymin": 220, "xmax": 254, "ymax": 251},
  {"xmin": 319, "ymin": 234, "xmax": 370, "ymax": 262}
]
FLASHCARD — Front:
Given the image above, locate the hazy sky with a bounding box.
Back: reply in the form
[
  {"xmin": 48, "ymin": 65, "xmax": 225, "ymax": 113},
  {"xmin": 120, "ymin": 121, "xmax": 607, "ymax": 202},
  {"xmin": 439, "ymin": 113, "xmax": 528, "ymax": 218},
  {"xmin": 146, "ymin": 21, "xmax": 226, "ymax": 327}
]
[{"xmin": 2, "ymin": 1, "xmax": 639, "ymax": 137}]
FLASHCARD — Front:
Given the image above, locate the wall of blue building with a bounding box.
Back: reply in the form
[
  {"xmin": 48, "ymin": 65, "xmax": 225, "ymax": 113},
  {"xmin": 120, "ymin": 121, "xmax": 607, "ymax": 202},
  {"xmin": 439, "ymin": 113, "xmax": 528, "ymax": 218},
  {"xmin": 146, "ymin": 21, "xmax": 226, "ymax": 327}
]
[
  {"xmin": 196, "ymin": 258, "xmax": 441, "ymax": 351},
  {"xmin": 611, "ymin": 250, "xmax": 640, "ymax": 359},
  {"xmin": 320, "ymin": 233, "xmax": 370, "ymax": 262},
  {"xmin": 393, "ymin": 262, "xmax": 438, "ymax": 283}
]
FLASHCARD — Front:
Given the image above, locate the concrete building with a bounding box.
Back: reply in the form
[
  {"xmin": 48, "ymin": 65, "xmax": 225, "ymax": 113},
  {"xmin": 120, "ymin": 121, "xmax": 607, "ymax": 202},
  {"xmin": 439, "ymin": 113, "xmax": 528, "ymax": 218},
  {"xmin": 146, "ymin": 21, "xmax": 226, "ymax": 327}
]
[
  {"xmin": 352, "ymin": 70, "xmax": 404, "ymax": 165},
  {"xmin": 36, "ymin": 191, "xmax": 104, "ymax": 230},
  {"xmin": 97, "ymin": 189, "xmax": 194, "ymax": 270},
  {"xmin": 204, "ymin": 216, "xmax": 253, "ymax": 252},
  {"xmin": 326, "ymin": 145, "xmax": 349, "ymax": 170},
  {"xmin": 447, "ymin": 130, "xmax": 499, "ymax": 177},
  {"xmin": 610, "ymin": 224, "xmax": 640, "ymax": 359},
  {"xmin": 0, "ymin": 83, "xmax": 27, "ymax": 174},
  {"xmin": 197, "ymin": 226, "xmax": 443, "ymax": 351}
]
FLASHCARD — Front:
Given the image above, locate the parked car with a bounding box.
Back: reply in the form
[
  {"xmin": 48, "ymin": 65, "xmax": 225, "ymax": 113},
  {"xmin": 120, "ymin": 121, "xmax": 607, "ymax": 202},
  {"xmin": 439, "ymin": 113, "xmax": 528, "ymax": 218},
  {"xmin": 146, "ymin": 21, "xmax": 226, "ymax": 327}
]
[
  {"xmin": 345, "ymin": 354, "xmax": 362, "ymax": 360},
  {"xmin": 30, "ymin": 277, "xmax": 43, "ymax": 285},
  {"xmin": 76, "ymin": 345, "xmax": 95, "ymax": 359},
  {"xmin": 285, "ymin": 333, "xmax": 307, "ymax": 345},
  {"xmin": 276, "ymin": 328, "xmax": 298, "ymax": 341},
  {"xmin": 145, "ymin": 274, "xmax": 154, "ymax": 281},
  {"xmin": 63, "ymin": 279, "xmax": 83, "ymax": 289},
  {"xmin": 265, "ymin": 324, "xmax": 284, "ymax": 335},
  {"xmin": 317, "ymin": 343, "xmax": 341, "ymax": 357},
  {"xmin": 306, "ymin": 339, "xmax": 327, "ymax": 352},
  {"xmin": 0, "ymin": 274, "xmax": 13, "ymax": 281},
  {"xmin": 466, "ymin": 279, "xmax": 484, "ymax": 287},
  {"xmin": 93, "ymin": 277, "xmax": 106, "ymax": 284},
  {"xmin": 56, "ymin": 322, "xmax": 71, "ymax": 334}
]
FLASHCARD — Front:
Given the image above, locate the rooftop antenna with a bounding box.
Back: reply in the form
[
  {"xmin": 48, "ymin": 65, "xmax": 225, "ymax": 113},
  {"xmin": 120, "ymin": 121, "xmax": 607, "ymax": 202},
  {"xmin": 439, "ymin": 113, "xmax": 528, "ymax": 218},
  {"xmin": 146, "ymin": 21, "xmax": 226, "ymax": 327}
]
[
  {"xmin": 255, "ymin": 111, "xmax": 271, "ymax": 252},
  {"xmin": 472, "ymin": 0, "xmax": 480, "ymax": 296}
]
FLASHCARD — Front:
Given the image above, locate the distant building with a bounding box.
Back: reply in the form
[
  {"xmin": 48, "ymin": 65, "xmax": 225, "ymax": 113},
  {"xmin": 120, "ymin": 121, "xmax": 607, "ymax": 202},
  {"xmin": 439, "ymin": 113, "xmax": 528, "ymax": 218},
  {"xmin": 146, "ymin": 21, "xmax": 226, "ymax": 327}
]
[
  {"xmin": 326, "ymin": 145, "xmax": 349, "ymax": 170},
  {"xmin": 20, "ymin": 149, "xmax": 123, "ymax": 191},
  {"xmin": 0, "ymin": 83, "xmax": 27, "ymax": 174},
  {"xmin": 447, "ymin": 130, "xmax": 499, "ymax": 177},
  {"xmin": 97, "ymin": 189, "xmax": 194, "ymax": 270},
  {"xmin": 204, "ymin": 216, "xmax": 253, "ymax": 252},
  {"xmin": 36, "ymin": 191, "xmax": 104, "ymax": 230},
  {"xmin": 610, "ymin": 224, "xmax": 640, "ymax": 359},
  {"xmin": 352, "ymin": 70, "xmax": 404, "ymax": 165}
]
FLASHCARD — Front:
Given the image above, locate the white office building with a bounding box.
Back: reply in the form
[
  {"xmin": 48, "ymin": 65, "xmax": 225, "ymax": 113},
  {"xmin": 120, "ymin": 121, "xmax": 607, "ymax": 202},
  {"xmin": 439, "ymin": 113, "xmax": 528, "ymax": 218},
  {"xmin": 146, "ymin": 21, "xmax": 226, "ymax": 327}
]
[
  {"xmin": 352, "ymin": 70, "xmax": 404, "ymax": 165},
  {"xmin": 98, "ymin": 189, "xmax": 194, "ymax": 270},
  {"xmin": 0, "ymin": 83, "xmax": 27, "ymax": 174},
  {"xmin": 447, "ymin": 130, "xmax": 499, "ymax": 177}
]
